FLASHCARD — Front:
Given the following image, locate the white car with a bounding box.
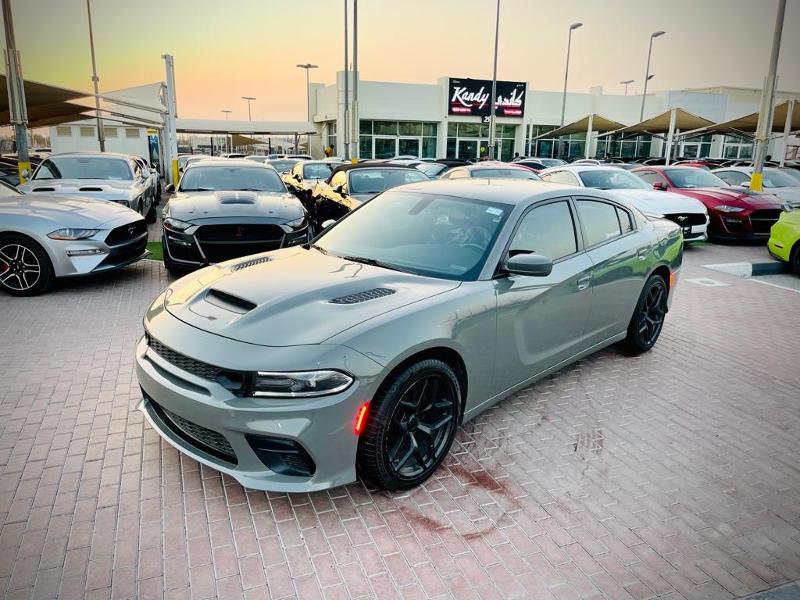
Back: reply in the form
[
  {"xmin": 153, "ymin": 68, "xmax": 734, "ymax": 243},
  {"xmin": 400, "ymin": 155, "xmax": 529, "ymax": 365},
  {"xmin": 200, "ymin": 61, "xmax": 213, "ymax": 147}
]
[
  {"xmin": 539, "ymin": 165, "xmax": 709, "ymax": 242},
  {"xmin": 711, "ymin": 167, "xmax": 800, "ymax": 209}
]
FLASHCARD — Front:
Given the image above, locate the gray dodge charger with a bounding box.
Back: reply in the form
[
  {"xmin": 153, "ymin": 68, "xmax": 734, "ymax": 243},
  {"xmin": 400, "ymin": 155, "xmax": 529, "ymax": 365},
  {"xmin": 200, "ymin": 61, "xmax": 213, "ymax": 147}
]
[{"xmin": 136, "ymin": 179, "xmax": 683, "ymax": 492}]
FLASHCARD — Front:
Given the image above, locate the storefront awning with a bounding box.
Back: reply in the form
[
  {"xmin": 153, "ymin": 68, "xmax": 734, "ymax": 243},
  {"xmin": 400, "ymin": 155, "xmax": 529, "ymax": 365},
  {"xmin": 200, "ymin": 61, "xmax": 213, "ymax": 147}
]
[
  {"xmin": 177, "ymin": 118, "xmax": 316, "ymax": 135},
  {"xmin": 599, "ymin": 108, "xmax": 715, "ymax": 137},
  {"xmin": 534, "ymin": 114, "xmax": 626, "ymax": 139}
]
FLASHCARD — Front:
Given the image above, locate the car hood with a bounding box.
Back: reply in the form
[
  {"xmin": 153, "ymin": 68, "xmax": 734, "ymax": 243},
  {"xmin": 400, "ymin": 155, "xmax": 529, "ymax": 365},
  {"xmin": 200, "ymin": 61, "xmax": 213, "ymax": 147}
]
[
  {"xmin": 163, "ymin": 247, "xmax": 460, "ymax": 346},
  {"xmin": 0, "ymin": 193, "xmax": 142, "ymax": 227},
  {"xmin": 167, "ymin": 190, "xmax": 303, "ymax": 222},
  {"xmin": 676, "ymin": 187, "xmax": 784, "ymax": 208},
  {"xmin": 610, "ymin": 189, "xmax": 706, "ymax": 215},
  {"xmin": 19, "ymin": 178, "xmax": 138, "ymax": 200},
  {"xmin": 767, "ymin": 187, "xmax": 800, "ymax": 206}
]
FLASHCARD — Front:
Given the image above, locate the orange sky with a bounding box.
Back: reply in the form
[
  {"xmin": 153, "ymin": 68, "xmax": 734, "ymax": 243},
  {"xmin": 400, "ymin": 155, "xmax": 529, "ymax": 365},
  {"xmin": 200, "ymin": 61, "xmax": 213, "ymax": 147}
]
[{"xmin": 3, "ymin": 0, "xmax": 800, "ymax": 121}]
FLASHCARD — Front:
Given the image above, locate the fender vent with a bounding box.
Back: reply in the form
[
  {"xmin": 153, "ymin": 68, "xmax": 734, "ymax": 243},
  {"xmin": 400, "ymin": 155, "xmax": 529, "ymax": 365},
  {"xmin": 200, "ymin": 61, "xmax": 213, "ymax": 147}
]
[
  {"xmin": 219, "ymin": 196, "xmax": 256, "ymax": 204},
  {"xmin": 32, "ymin": 187, "xmax": 55, "ymax": 192},
  {"xmin": 78, "ymin": 186, "xmax": 104, "ymax": 192},
  {"xmin": 231, "ymin": 256, "xmax": 270, "ymax": 271},
  {"xmin": 330, "ymin": 287, "xmax": 396, "ymax": 304}
]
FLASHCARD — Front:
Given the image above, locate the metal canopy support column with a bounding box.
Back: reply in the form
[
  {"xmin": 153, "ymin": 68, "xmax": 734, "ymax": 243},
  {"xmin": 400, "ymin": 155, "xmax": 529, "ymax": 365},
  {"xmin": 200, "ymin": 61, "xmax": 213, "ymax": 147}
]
[
  {"xmin": 781, "ymin": 99, "xmax": 794, "ymax": 167},
  {"xmin": 584, "ymin": 113, "xmax": 594, "ymax": 159},
  {"xmin": 664, "ymin": 108, "xmax": 677, "ymax": 166},
  {"xmin": 162, "ymin": 55, "xmax": 179, "ymax": 185},
  {"xmin": 343, "ymin": 0, "xmax": 349, "ymax": 161},
  {"xmin": 2, "ymin": 0, "xmax": 30, "ymax": 183}
]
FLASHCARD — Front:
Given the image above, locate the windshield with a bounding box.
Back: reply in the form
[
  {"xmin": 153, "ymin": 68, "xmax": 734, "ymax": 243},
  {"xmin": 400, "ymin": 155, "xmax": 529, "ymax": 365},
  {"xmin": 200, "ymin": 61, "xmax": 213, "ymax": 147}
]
[
  {"xmin": 348, "ymin": 169, "xmax": 428, "ymax": 194},
  {"xmin": 179, "ymin": 166, "xmax": 286, "ymax": 192},
  {"xmin": 315, "ymin": 191, "xmax": 511, "ymax": 280},
  {"xmin": 33, "ymin": 157, "xmax": 132, "ymax": 180},
  {"xmin": 538, "ymin": 158, "xmax": 566, "ymax": 167},
  {"xmin": 267, "ymin": 160, "xmax": 298, "ymax": 173},
  {"xmin": 764, "ymin": 169, "xmax": 800, "ymax": 188},
  {"xmin": 778, "ymin": 168, "xmax": 800, "ymax": 184},
  {"xmin": 303, "ymin": 163, "xmax": 334, "ymax": 179},
  {"xmin": 416, "ymin": 163, "xmax": 448, "ymax": 177},
  {"xmin": 578, "ymin": 169, "xmax": 649, "ymax": 190},
  {"xmin": 472, "ymin": 168, "xmax": 540, "ymax": 180},
  {"xmin": 664, "ymin": 168, "xmax": 728, "ymax": 188}
]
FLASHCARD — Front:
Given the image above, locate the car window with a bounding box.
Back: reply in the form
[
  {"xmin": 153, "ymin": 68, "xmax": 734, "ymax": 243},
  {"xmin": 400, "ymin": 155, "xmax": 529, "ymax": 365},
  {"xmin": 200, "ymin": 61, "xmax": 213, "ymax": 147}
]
[
  {"xmin": 617, "ymin": 207, "xmax": 633, "ymax": 233},
  {"xmin": 577, "ymin": 200, "xmax": 622, "ymax": 247},
  {"xmin": 577, "ymin": 169, "xmax": 650, "ymax": 190},
  {"xmin": 303, "ymin": 163, "xmax": 334, "ymax": 180},
  {"xmin": 636, "ymin": 171, "xmax": 663, "ymax": 185},
  {"xmin": 663, "ymin": 168, "xmax": 727, "ymax": 188},
  {"xmin": 509, "ymin": 201, "xmax": 577, "ymax": 261},
  {"xmin": 348, "ymin": 169, "xmax": 428, "ymax": 194},
  {"xmin": 471, "ymin": 168, "xmax": 540, "ymax": 180},
  {"xmin": 540, "ymin": 170, "xmax": 579, "ymax": 185},
  {"xmin": 416, "ymin": 163, "xmax": 447, "ymax": 178},
  {"xmin": 179, "ymin": 166, "xmax": 286, "ymax": 192},
  {"xmin": 33, "ymin": 157, "xmax": 133, "ymax": 180},
  {"xmin": 446, "ymin": 169, "xmax": 468, "ymax": 179},
  {"xmin": 715, "ymin": 170, "xmax": 749, "ymax": 186},
  {"xmin": 763, "ymin": 169, "xmax": 799, "ymax": 188},
  {"xmin": 329, "ymin": 171, "xmax": 347, "ymax": 189}
]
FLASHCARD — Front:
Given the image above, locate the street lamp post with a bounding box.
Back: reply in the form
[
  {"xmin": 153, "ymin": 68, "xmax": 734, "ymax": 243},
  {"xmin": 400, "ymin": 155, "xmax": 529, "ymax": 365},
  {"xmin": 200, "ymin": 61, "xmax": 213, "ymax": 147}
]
[
  {"xmin": 296, "ymin": 64, "xmax": 319, "ymax": 121},
  {"xmin": 560, "ymin": 22, "xmax": 583, "ymax": 127},
  {"xmin": 242, "ymin": 96, "xmax": 256, "ymax": 121},
  {"xmin": 86, "ymin": 0, "xmax": 105, "ymax": 151},
  {"xmin": 620, "ymin": 79, "xmax": 634, "ymax": 96},
  {"xmin": 640, "ymin": 31, "xmax": 665, "ymax": 121},
  {"xmin": 487, "ymin": 0, "xmax": 501, "ymax": 160},
  {"xmin": 221, "ymin": 109, "xmax": 232, "ymax": 120}
]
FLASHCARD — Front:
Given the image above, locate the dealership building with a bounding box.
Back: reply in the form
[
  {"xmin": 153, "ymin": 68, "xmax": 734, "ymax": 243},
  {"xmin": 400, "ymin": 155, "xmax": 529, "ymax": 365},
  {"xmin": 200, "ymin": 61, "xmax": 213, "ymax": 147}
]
[{"xmin": 309, "ymin": 73, "xmax": 800, "ymax": 162}]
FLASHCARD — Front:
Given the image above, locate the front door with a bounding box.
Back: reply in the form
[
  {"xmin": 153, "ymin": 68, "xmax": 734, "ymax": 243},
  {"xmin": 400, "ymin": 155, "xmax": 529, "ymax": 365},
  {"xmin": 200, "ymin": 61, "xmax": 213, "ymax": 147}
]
[
  {"xmin": 398, "ymin": 138, "xmax": 420, "ymax": 157},
  {"xmin": 494, "ymin": 199, "xmax": 593, "ymax": 390},
  {"xmin": 457, "ymin": 139, "xmax": 477, "ymax": 160},
  {"xmin": 374, "ymin": 137, "xmax": 397, "ymax": 159}
]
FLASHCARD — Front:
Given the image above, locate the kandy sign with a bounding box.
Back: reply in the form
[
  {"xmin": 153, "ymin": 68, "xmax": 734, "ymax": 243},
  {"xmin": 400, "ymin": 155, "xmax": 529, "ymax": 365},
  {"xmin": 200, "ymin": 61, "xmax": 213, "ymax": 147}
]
[{"xmin": 448, "ymin": 78, "xmax": 526, "ymax": 117}]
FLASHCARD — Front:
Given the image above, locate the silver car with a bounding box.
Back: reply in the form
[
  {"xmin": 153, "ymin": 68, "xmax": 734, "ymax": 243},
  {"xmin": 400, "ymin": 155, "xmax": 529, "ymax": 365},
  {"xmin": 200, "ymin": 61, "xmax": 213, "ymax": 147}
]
[
  {"xmin": 0, "ymin": 181, "xmax": 148, "ymax": 296},
  {"xmin": 136, "ymin": 179, "xmax": 683, "ymax": 492},
  {"xmin": 711, "ymin": 166, "xmax": 800, "ymax": 208},
  {"xmin": 19, "ymin": 152, "xmax": 156, "ymax": 222}
]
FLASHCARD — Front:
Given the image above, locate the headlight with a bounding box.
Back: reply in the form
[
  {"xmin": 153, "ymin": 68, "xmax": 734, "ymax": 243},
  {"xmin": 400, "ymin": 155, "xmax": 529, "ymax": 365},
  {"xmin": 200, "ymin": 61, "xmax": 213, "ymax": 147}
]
[
  {"xmin": 286, "ymin": 215, "xmax": 308, "ymax": 230},
  {"xmin": 715, "ymin": 205, "xmax": 745, "ymax": 213},
  {"xmin": 163, "ymin": 217, "xmax": 192, "ymax": 232},
  {"xmin": 251, "ymin": 370, "xmax": 353, "ymax": 397},
  {"xmin": 47, "ymin": 228, "xmax": 100, "ymax": 240}
]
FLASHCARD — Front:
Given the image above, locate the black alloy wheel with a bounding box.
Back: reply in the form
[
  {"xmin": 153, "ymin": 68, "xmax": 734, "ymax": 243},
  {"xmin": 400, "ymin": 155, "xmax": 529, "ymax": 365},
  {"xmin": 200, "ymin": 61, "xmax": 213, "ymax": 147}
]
[
  {"xmin": 0, "ymin": 235, "xmax": 54, "ymax": 296},
  {"xmin": 358, "ymin": 359, "xmax": 461, "ymax": 490},
  {"xmin": 622, "ymin": 274, "xmax": 668, "ymax": 354}
]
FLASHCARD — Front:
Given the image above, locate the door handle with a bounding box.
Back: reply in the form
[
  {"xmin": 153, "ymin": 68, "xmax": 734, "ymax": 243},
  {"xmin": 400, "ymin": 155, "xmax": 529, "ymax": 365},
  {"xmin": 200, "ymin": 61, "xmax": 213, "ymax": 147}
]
[
  {"xmin": 637, "ymin": 247, "xmax": 651, "ymax": 260},
  {"xmin": 577, "ymin": 275, "xmax": 592, "ymax": 291}
]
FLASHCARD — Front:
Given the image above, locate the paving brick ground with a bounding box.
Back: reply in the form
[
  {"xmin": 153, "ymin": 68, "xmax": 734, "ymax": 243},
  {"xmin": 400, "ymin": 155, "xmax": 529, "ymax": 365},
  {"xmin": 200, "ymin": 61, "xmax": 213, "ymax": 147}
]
[{"xmin": 1, "ymin": 241, "xmax": 799, "ymax": 600}]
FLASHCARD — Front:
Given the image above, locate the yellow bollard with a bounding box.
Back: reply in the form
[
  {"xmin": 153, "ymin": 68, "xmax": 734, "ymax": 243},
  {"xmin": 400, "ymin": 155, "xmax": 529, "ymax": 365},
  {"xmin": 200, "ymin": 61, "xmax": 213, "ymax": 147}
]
[
  {"xmin": 17, "ymin": 161, "xmax": 31, "ymax": 185},
  {"xmin": 172, "ymin": 159, "xmax": 179, "ymax": 188},
  {"xmin": 750, "ymin": 171, "xmax": 764, "ymax": 193}
]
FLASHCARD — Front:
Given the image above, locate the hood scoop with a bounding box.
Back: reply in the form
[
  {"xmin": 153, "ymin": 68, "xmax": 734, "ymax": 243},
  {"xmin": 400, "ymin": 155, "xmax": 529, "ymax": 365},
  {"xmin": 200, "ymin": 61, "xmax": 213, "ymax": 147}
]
[
  {"xmin": 330, "ymin": 288, "xmax": 396, "ymax": 305},
  {"xmin": 231, "ymin": 256, "xmax": 271, "ymax": 271},
  {"xmin": 79, "ymin": 186, "xmax": 104, "ymax": 192},
  {"xmin": 218, "ymin": 192, "xmax": 257, "ymax": 205},
  {"xmin": 32, "ymin": 187, "xmax": 56, "ymax": 192},
  {"xmin": 204, "ymin": 288, "xmax": 257, "ymax": 314}
]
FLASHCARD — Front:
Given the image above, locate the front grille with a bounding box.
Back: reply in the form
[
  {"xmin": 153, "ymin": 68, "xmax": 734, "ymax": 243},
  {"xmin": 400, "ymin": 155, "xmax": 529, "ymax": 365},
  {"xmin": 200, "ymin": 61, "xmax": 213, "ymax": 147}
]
[
  {"xmin": 749, "ymin": 209, "xmax": 782, "ymax": 234},
  {"xmin": 149, "ymin": 397, "xmax": 237, "ymax": 464},
  {"xmin": 195, "ymin": 224, "xmax": 284, "ymax": 242},
  {"xmin": 663, "ymin": 213, "xmax": 706, "ymax": 227},
  {"xmin": 106, "ymin": 220, "xmax": 147, "ymax": 246},
  {"xmin": 146, "ymin": 332, "xmax": 221, "ymax": 379},
  {"xmin": 330, "ymin": 288, "xmax": 396, "ymax": 304},
  {"xmin": 98, "ymin": 235, "xmax": 147, "ymax": 268}
]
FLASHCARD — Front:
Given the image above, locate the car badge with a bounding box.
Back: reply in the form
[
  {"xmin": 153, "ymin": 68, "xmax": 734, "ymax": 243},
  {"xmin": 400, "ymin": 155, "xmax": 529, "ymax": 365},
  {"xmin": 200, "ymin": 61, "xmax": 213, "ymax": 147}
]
[
  {"xmin": 128, "ymin": 225, "xmax": 137, "ymax": 234},
  {"xmin": 235, "ymin": 226, "xmax": 246, "ymax": 238},
  {"xmin": 677, "ymin": 216, "xmax": 687, "ymax": 222}
]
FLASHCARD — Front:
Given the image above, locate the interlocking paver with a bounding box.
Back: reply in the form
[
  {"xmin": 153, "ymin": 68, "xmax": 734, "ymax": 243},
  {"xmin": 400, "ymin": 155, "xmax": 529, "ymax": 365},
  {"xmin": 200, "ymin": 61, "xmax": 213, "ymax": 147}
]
[{"xmin": 1, "ymin": 239, "xmax": 800, "ymax": 599}]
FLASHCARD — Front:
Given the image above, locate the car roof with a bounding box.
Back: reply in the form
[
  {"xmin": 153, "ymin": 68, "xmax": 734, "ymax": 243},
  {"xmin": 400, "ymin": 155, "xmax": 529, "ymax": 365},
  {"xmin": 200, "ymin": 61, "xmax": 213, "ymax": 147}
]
[
  {"xmin": 329, "ymin": 163, "xmax": 419, "ymax": 176},
  {"xmin": 185, "ymin": 159, "xmax": 274, "ymax": 168},
  {"xmin": 543, "ymin": 164, "xmax": 625, "ymax": 173},
  {"xmin": 45, "ymin": 152, "xmax": 132, "ymax": 160},
  {"xmin": 461, "ymin": 162, "xmax": 529, "ymax": 171},
  {"xmin": 393, "ymin": 177, "xmax": 616, "ymax": 206}
]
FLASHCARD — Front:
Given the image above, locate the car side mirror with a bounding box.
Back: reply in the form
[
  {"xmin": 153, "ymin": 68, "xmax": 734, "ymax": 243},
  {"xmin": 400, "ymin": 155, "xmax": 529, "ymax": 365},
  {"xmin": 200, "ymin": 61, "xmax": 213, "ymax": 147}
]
[
  {"xmin": 321, "ymin": 219, "xmax": 336, "ymax": 230},
  {"xmin": 504, "ymin": 253, "xmax": 553, "ymax": 277},
  {"xmin": 165, "ymin": 183, "xmax": 175, "ymax": 193},
  {"xmin": 652, "ymin": 181, "xmax": 666, "ymax": 190}
]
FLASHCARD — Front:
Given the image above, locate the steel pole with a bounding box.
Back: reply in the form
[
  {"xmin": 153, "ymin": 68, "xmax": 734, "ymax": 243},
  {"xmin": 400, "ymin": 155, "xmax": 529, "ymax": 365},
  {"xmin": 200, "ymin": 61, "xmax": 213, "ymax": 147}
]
[
  {"xmin": 352, "ymin": 0, "xmax": 358, "ymax": 161},
  {"xmin": 640, "ymin": 37, "xmax": 655, "ymax": 122},
  {"xmin": 343, "ymin": 0, "xmax": 349, "ymax": 161},
  {"xmin": 752, "ymin": 0, "xmax": 787, "ymax": 191},
  {"xmin": 780, "ymin": 100, "xmax": 794, "ymax": 167},
  {"xmin": 86, "ymin": 0, "xmax": 105, "ymax": 151},
  {"xmin": 560, "ymin": 29, "xmax": 573, "ymax": 127},
  {"xmin": 2, "ymin": 0, "xmax": 30, "ymax": 182},
  {"xmin": 488, "ymin": 0, "xmax": 500, "ymax": 160}
]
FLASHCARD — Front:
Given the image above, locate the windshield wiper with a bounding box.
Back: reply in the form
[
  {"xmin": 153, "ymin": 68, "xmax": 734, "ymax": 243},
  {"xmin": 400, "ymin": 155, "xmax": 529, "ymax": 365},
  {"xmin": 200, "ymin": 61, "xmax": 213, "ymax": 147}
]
[
  {"xmin": 234, "ymin": 188, "xmax": 264, "ymax": 191},
  {"xmin": 309, "ymin": 243, "xmax": 328, "ymax": 255},
  {"xmin": 181, "ymin": 187, "xmax": 214, "ymax": 191},
  {"xmin": 338, "ymin": 255, "xmax": 410, "ymax": 273}
]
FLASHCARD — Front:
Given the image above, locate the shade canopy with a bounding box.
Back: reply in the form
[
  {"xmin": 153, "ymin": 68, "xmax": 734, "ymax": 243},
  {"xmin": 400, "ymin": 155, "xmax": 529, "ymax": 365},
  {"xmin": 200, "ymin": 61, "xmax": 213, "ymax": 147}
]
[
  {"xmin": 600, "ymin": 108, "xmax": 715, "ymax": 137},
  {"xmin": 230, "ymin": 133, "xmax": 264, "ymax": 146},
  {"xmin": 0, "ymin": 75, "xmax": 96, "ymax": 127},
  {"xmin": 177, "ymin": 118, "xmax": 316, "ymax": 135},
  {"xmin": 684, "ymin": 100, "xmax": 800, "ymax": 136},
  {"xmin": 534, "ymin": 114, "xmax": 626, "ymax": 139}
]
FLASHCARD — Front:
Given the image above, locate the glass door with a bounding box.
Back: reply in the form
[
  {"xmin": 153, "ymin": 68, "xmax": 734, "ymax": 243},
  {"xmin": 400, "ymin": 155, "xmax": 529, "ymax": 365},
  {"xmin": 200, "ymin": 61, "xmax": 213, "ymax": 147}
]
[
  {"xmin": 398, "ymin": 138, "xmax": 420, "ymax": 157},
  {"xmin": 374, "ymin": 137, "xmax": 397, "ymax": 159},
  {"xmin": 457, "ymin": 139, "xmax": 477, "ymax": 160}
]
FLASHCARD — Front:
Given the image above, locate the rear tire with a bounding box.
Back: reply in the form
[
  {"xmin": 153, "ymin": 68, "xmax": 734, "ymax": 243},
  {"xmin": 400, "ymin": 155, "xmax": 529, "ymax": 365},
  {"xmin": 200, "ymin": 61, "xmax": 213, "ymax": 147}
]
[
  {"xmin": 790, "ymin": 242, "xmax": 800, "ymax": 276},
  {"xmin": 357, "ymin": 359, "xmax": 461, "ymax": 491},
  {"xmin": 622, "ymin": 274, "xmax": 668, "ymax": 355},
  {"xmin": 145, "ymin": 201, "xmax": 157, "ymax": 224},
  {"xmin": 0, "ymin": 234, "xmax": 55, "ymax": 296}
]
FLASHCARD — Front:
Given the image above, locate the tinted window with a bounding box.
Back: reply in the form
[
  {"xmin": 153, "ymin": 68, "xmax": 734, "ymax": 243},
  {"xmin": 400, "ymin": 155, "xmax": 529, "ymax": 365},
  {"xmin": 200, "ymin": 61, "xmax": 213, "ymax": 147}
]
[
  {"xmin": 179, "ymin": 166, "xmax": 286, "ymax": 192},
  {"xmin": 577, "ymin": 200, "xmax": 622, "ymax": 246},
  {"xmin": 348, "ymin": 169, "xmax": 428, "ymax": 194},
  {"xmin": 509, "ymin": 201, "xmax": 577, "ymax": 261},
  {"xmin": 471, "ymin": 168, "xmax": 540, "ymax": 180},
  {"xmin": 715, "ymin": 170, "xmax": 749, "ymax": 186},
  {"xmin": 316, "ymin": 191, "xmax": 511, "ymax": 281},
  {"xmin": 540, "ymin": 170, "xmax": 579, "ymax": 185},
  {"xmin": 303, "ymin": 163, "xmax": 334, "ymax": 180},
  {"xmin": 617, "ymin": 207, "xmax": 633, "ymax": 233},
  {"xmin": 663, "ymin": 168, "xmax": 727, "ymax": 188},
  {"xmin": 34, "ymin": 157, "xmax": 132, "ymax": 180},
  {"xmin": 577, "ymin": 169, "xmax": 650, "ymax": 190},
  {"xmin": 763, "ymin": 169, "xmax": 799, "ymax": 188}
]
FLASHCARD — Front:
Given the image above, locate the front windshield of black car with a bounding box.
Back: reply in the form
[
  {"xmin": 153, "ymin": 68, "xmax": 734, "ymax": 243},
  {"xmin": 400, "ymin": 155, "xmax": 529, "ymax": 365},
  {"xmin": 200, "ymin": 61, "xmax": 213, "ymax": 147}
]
[
  {"xmin": 472, "ymin": 168, "xmax": 540, "ymax": 180},
  {"xmin": 179, "ymin": 166, "xmax": 286, "ymax": 192},
  {"xmin": 314, "ymin": 191, "xmax": 511, "ymax": 281},
  {"xmin": 664, "ymin": 168, "xmax": 728, "ymax": 188},
  {"xmin": 33, "ymin": 157, "xmax": 132, "ymax": 180},
  {"xmin": 578, "ymin": 169, "xmax": 650, "ymax": 190},
  {"xmin": 348, "ymin": 169, "xmax": 428, "ymax": 194}
]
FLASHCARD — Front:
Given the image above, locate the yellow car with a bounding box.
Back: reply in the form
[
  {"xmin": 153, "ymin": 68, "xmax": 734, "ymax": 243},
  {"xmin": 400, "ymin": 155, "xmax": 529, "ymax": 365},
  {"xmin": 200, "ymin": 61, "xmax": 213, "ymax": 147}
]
[{"xmin": 768, "ymin": 209, "xmax": 800, "ymax": 274}]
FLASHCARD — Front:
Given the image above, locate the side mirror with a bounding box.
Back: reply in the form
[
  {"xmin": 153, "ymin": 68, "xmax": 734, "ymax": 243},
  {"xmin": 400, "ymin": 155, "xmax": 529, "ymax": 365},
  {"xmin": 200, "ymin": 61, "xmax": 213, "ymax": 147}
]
[
  {"xmin": 165, "ymin": 183, "xmax": 175, "ymax": 193},
  {"xmin": 321, "ymin": 219, "xmax": 336, "ymax": 230},
  {"xmin": 504, "ymin": 253, "xmax": 553, "ymax": 277},
  {"xmin": 652, "ymin": 181, "xmax": 666, "ymax": 190}
]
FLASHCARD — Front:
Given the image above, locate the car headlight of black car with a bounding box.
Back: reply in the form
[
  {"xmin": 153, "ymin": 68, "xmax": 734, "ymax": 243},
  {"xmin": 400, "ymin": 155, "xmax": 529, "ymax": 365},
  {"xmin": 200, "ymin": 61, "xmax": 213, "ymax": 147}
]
[
  {"xmin": 286, "ymin": 215, "xmax": 308, "ymax": 230},
  {"xmin": 163, "ymin": 217, "xmax": 192, "ymax": 232},
  {"xmin": 251, "ymin": 370, "xmax": 353, "ymax": 398}
]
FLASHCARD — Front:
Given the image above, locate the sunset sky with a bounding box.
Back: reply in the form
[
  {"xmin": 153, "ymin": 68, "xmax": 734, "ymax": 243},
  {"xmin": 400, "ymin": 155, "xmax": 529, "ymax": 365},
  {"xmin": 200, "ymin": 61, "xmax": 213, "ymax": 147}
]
[{"xmin": 3, "ymin": 0, "xmax": 799, "ymax": 122}]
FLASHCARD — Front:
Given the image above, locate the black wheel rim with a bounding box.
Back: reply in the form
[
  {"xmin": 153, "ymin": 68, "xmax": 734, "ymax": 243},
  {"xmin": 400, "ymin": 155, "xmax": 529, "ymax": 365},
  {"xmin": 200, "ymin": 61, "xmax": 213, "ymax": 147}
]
[
  {"xmin": 386, "ymin": 374, "xmax": 457, "ymax": 480},
  {"xmin": 638, "ymin": 282, "xmax": 666, "ymax": 346},
  {"xmin": 0, "ymin": 244, "xmax": 41, "ymax": 291}
]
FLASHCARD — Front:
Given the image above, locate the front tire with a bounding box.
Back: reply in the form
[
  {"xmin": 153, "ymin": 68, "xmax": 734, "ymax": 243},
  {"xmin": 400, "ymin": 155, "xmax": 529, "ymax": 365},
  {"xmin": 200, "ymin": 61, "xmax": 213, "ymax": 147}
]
[
  {"xmin": 357, "ymin": 359, "xmax": 461, "ymax": 491},
  {"xmin": 622, "ymin": 274, "xmax": 668, "ymax": 354},
  {"xmin": 790, "ymin": 242, "xmax": 800, "ymax": 276},
  {"xmin": 0, "ymin": 234, "xmax": 55, "ymax": 296}
]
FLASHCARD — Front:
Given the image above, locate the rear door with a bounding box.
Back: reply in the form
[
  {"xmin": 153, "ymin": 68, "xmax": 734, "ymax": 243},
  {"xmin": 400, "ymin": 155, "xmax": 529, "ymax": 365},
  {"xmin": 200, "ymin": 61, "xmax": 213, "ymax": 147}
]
[
  {"xmin": 494, "ymin": 198, "xmax": 594, "ymax": 389},
  {"xmin": 575, "ymin": 198, "xmax": 647, "ymax": 346}
]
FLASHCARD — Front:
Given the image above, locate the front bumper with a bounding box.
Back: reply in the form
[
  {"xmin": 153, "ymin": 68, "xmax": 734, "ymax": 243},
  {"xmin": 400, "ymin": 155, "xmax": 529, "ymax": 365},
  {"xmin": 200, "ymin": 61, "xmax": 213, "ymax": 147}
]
[{"xmin": 134, "ymin": 309, "xmax": 382, "ymax": 492}]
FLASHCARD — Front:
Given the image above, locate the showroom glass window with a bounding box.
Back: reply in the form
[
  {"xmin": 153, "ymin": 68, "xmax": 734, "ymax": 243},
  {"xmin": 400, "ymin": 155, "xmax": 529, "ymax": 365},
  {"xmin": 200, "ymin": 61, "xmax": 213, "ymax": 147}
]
[
  {"xmin": 326, "ymin": 121, "xmax": 337, "ymax": 154},
  {"xmin": 576, "ymin": 200, "xmax": 623, "ymax": 247},
  {"xmin": 446, "ymin": 122, "xmax": 517, "ymax": 161},
  {"xmin": 359, "ymin": 121, "xmax": 438, "ymax": 160},
  {"xmin": 509, "ymin": 201, "xmax": 577, "ymax": 261},
  {"xmin": 722, "ymin": 135, "xmax": 753, "ymax": 159}
]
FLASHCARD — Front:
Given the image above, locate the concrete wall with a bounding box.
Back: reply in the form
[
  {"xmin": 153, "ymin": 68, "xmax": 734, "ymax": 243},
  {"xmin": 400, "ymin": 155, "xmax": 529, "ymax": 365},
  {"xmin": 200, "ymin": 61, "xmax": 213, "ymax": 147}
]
[{"xmin": 50, "ymin": 121, "xmax": 150, "ymax": 157}]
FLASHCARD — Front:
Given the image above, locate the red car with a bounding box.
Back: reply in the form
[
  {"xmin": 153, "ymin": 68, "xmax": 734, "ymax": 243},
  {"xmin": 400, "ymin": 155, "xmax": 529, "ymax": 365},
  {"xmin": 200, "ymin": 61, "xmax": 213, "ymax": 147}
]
[{"xmin": 632, "ymin": 166, "xmax": 785, "ymax": 240}]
